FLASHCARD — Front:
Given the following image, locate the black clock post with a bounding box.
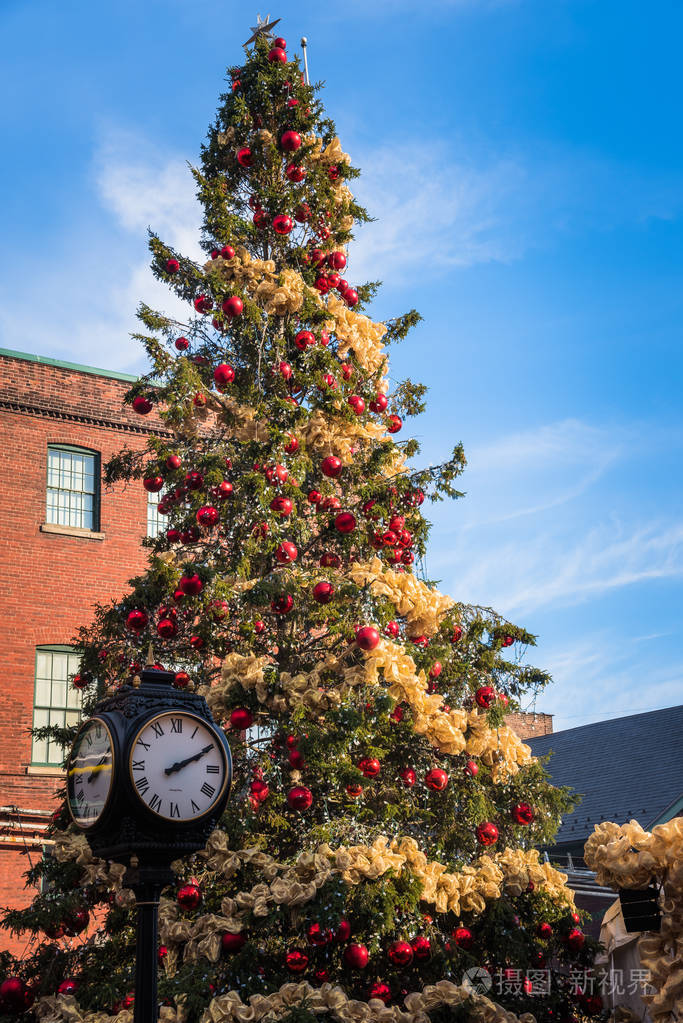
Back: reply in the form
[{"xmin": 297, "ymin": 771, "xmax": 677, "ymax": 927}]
[{"xmin": 65, "ymin": 667, "xmax": 232, "ymax": 1023}]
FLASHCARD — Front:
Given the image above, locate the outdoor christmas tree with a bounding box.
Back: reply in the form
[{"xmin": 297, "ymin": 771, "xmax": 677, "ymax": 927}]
[{"xmin": 1, "ymin": 22, "xmax": 600, "ymax": 1023}]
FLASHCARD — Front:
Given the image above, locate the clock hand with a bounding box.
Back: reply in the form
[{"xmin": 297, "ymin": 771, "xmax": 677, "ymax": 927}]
[
  {"xmin": 164, "ymin": 743, "xmax": 214, "ymax": 776},
  {"xmin": 87, "ymin": 756, "xmax": 108, "ymax": 783}
]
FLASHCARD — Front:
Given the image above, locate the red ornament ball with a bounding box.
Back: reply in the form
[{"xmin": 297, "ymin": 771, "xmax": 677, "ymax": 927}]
[
  {"xmin": 166, "ymin": 453, "xmax": 182, "ymax": 470},
  {"xmin": 452, "ymin": 926, "xmax": 473, "ymax": 949},
  {"xmin": 295, "ymin": 329, "xmax": 315, "ymax": 349},
  {"xmin": 321, "ymin": 455, "xmax": 343, "ymax": 478},
  {"xmin": 177, "ymin": 883, "xmax": 202, "ymax": 911},
  {"xmin": 308, "ymin": 489, "xmax": 322, "ymax": 504},
  {"xmin": 329, "ymin": 250, "xmax": 347, "ymax": 270},
  {"xmin": 385, "ymin": 620, "xmax": 400, "ymax": 638},
  {"xmin": 126, "ymin": 609, "xmax": 148, "ymax": 633},
  {"xmin": 368, "ymin": 983, "xmax": 391, "ymax": 1004},
  {"xmin": 387, "ymin": 414, "xmax": 403, "ymax": 434},
  {"xmin": 476, "ymin": 822, "xmax": 499, "ymax": 846},
  {"xmin": 475, "ymin": 685, "xmax": 496, "ymax": 709},
  {"xmin": 230, "ymin": 707, "xmax": 254, "ymax": 730},
  {"xmin": 344, "ymin": 943, "xmax": 369, "ymax": 969},
  {"xmin": 157, "ymin": 616, "xmax": 177, "ymax": 639},
  {"xmin": 132, "ymin": 395, "xmax": 153, "ymax": 415},
  {"xmin": 273, "ymin": 214, "xmax": 294, "ymax": 235},
  {"xmin": 346, "ymin": 783, "xmax": 363, "ymax": 798},
  {"xmin": 271, "ymin": 594, "xmax": 294, "ymax": 615},
  {"xmin": 286, "ymin": 163, "xmax": 306, "ymax": 182},
  {"xmin": 281, "ymin": 130, "xmax": 302, "ymax": 152},
  {"xmin": 270, "ymin": 495, "xmax": 293, "ymax": 517},
  {"xmin": 511, "ymin": 802, "xmax": 535, "ymax": 825},
  {"xmin": 334, "ymin": 511, "xmax": 356, "ymax": 534},
  {"xmin": 274, "ymin": 36, "xmax": 287, "ymax": 48},
  {"xmin": 429, "ymin": 662, "xmax": 442, "ymax": 679},
  {"xmin": 565, "ymin": 927, "xmax": 585, "ymax": 951},
  {"xmin": 320, "ymin": 551, "xmax": 341, "ymax": 568},
  {"xmin": 221, "ymin": 245, "xmax": 235, "ymax": 259},
  {"xmin": 307, "ymin": 923, "xmax": 331, "ymax": 947},
  {"xmin": 57, "ymin": 979, "xmax": 79, "ymax": 996},
  {"xmin": 536, "ymin": 922, "xmax": 553, "ymax": 939},
  {"xmin": 222, "ymin": 296, "xmax": 243, "ymax": 318},
  {"xmin": 0, "ymin": 978, "xmax": 27, "ymax": 1012},
  {"xmin": 166, "ymin": 258, "xmax": 180, "ymax": 274},
  {"xmin": 425, "ymin": 768, "xmax": 449, "ymax": 791},
  {"xmin": 180, "ymin": 573, "xmax": 203, "ymax": 596},
  {"xmin": 174, "ymin": 671, "xmax": 190, "ymax": 689},
  {"xmin": 464, "ymin": 760, "xmax": 479, "ymax": 778},
  {"xmin": 335, "ymin": 919, "xmax": 352, "ymax": 942},
  {"xmin": 369, "ymin": 393, "xmax": 388, "ymax": 414},
  {"xmin": 268, "ymin": 46, "xmax": 287, "ymax": 64},
  {"xmin": 276, "ymin": 541, "xmax": 298, "ymax": 564},
  {"xmin": 313, "ymin": 581, "xmax": 335, "ymax": 604},
  {"xmin": 451, "ymin": 625, "xmax": 463, "ymax": 643},
  {"xmin": 411, "ymin": 935, "xmax": 431, "ymax": 960},
  {"xmin": 359, "ymin": 757, "xmax": 381, "ymax": 778},
  {"xmin": 356, "ymin": 626, "xmax": 380, "ymax": 651},
  {"xmin": 174, "ymin": 336, "xmax": 189, "ymax": 351},
  {"xmin": 221, "ymin": 931, "xmax": 246, "ymax": 954},
  {"xmin": 197, "ymin": 505, "xmax": 219, "ymax": 527},
  {"xmin": 387, "ymin": 940, "xmax": 413, "ymax": 967},
  {"xmin": 399, "ymin": 767, "xmax": 416, "ymax": 787},
  {"xmin": 237, "ymin": 147, "xmax": 253, "ymax": 167},
  {"xmin": 287, "ymin": 786, "xmax": 313, "ymax": 811},
  {"xmin": 295, "ymin": 203, "xmax": 310, "ymax": 222},
  {"xmin": 345, "ymin": 288, "xmax": 359, "ymax": 307},
  {"xmin": 348, "ymin": 395, "xmax": 365, "ymax": 415},
  {"xmin": 285, "ymin": 949, "xmax": 309, "ymax": 972}
]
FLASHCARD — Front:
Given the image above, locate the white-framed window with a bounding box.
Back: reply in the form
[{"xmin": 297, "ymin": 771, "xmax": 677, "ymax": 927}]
[
  {"xmin": 147, "ymin": 488, "xmax": 163, "ymax": 538},
  {"xmin": 46, "ymin": 446, "xmax": 99, "ymax": 530},
  {"xmin": 31, "ymin": 647, "xmax": 82, "ymax": 766}
]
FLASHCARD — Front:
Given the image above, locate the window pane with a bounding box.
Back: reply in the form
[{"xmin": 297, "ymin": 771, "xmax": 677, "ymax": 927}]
[
  {"xmin": 32, "ymin": 735, "xmax": 48, "ymax": 764},
  {"xmin": 33, "ymin": 708, "xmax": 49, "ymax": 730},
  {"xmin": 52, "ymin": 653, "xmax": 68, "ymax": 680},
  {"xmin": 52, "ymin": 680, "xmax": 66, "ymax": 707},
  {"xmin": 66, "ymin": 685, "xmax": 81, "ymax": 710},
  {"xmin": 35, "ymin": 678, "xmax": 51, "ymax": 706}
]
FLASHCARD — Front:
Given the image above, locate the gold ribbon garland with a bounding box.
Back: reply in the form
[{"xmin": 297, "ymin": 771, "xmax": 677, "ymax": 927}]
[{"xmin": 584, "ymin": 817, "xmax": 683, "ymax": 1023}]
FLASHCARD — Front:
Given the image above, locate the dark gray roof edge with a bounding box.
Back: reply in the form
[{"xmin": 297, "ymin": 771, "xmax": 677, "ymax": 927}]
[{"xmin": 528, "ymin": 704, "xmax": 683, "ymax": 747}]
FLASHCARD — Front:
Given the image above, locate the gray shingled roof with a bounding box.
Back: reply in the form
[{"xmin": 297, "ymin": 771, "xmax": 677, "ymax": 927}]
[{"xmin": 528, "ymin": 705, "xmax": 683, "ymax": 848}]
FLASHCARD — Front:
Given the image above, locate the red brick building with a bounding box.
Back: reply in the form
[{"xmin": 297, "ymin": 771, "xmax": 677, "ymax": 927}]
[{"xmin": 0, "ymin": 347, "xmax": 169, "ymax": 953}]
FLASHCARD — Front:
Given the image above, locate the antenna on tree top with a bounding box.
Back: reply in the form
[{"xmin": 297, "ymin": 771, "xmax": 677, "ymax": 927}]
[{"xmin": 301, "ymin": 37, "xmax": 310, "ymax": 85}]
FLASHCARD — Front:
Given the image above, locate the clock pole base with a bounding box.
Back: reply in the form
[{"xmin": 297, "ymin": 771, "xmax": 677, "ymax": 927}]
[{"xmin": 124, "ymin": 862, "xmax": 176, "ymax": 1023}]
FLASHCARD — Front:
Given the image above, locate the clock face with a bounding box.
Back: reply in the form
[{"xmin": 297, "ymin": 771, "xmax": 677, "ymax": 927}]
[
  {"xmin": 67, "ymin": 718, "xmax": 115, "ymax": 829},
  {"xmin": 129, "ymin": 712, "xmax": 230, "ymax": 822}
]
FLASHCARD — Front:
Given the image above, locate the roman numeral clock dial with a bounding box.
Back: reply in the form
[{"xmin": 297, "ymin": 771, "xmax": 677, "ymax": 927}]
[
  {"xmin": 66, "ymin": 719, "xmax": 115, "ymax": 829},
  {"xmin": 129, "ymin": 712, "xmax": 229, "ymax": 822}
]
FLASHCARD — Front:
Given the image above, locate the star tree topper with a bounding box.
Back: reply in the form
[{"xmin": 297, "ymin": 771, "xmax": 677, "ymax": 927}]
[{"xmin": 244, "ymin": 14, "xmax": 281, "ymax": 47}]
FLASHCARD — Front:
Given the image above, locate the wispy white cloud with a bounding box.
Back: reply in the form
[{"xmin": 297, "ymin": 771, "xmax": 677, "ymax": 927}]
[
  {"xmin": 534, "ymin": 632, "xmax": 683, "ymax": 730},
  {"xmin": 429, "ymin": 419, "xmax": 683, "ymax": 616},
  {"xmin": 350, "ymin": 145, "xmax": 528, "ymax": 280},
  {"xmin": 0, "ymin": 128, "xmax": 202, "ymax": 373},
  {"xmin": 94, "ymin": 127, "xmax": 203, "ymax": 259}
]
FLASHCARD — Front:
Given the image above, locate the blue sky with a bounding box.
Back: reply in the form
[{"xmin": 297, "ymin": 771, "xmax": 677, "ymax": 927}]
[{"xmin": 2, "ymin": 0, "xmax": 682, "ymax": 728}]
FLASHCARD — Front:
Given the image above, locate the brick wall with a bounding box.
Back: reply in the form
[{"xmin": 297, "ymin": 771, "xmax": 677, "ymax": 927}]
[
  {"xmin": 0, "ymin": 352, "xmax": 165, "ymax": 953},
  {"xmin": 505, "ymin": 711, "xmax": 554, "ymax": 740}
]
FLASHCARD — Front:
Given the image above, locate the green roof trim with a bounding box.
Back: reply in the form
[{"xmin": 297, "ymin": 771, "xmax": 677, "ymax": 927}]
[{"xmin": 0, "ymin": 347, "xmax": 139, "ymax": 383}]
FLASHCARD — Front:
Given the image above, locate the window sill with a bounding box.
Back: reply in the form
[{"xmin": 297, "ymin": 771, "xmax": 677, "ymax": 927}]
[
  {"xmin": 40, "ymin": 523, "xmax": 105, "ymax": 541},
  {"xmin": 26, "ymin": 765, "xmax": 65, "ymax": 777}
]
